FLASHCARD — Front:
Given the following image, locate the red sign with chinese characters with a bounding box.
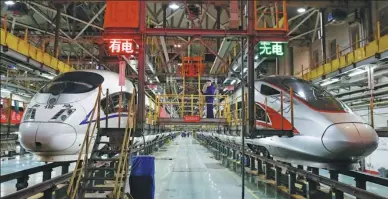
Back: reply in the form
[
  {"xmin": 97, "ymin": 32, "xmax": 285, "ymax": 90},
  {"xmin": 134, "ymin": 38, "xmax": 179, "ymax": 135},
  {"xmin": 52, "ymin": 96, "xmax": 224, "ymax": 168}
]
[
  {"xmin": 148, "ymin": 85, "xmax": 157, "ymax": 89},
  {"xmin": 107, "ymin": 39, "xmax": 138, "ymax": 55},
  {"xmin": 0, "ymin": 110, "xmax": 24, "ymax": 125},
  {"xmin": 227, "ymin": 85, "xmax": 234, "ymax": 91},
  {"xmin": 119, "ymin": 61, "xmax": 126, "ymax": 86},
  {"xmin": 183, "ymin": 115, "xmax": 200, "ymax": 122}
]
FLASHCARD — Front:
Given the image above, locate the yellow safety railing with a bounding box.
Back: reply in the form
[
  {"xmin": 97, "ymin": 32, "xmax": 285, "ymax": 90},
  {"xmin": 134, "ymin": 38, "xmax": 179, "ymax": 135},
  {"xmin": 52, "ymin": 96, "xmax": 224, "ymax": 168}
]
[
  {"xmin": 0, "ymin": 28, "xmax": 75, "ymax": 73},
  {"xmin": 67, "ymin": 85, "xmax": 102, "ymax": 199},
  {"xmin": 295, "ymin": 22, "xmax": 388, "ymax": 81},
  {"xmin": 153, "ymin": 94, "xmax": 232, "ymax": 122},
  {"xmin": 112, "ymin": 88, "xmax": 136, "ymax": 198},
  {"xmin": 254, "ymin": 0, "xmax": 289, "ymax": 31}
]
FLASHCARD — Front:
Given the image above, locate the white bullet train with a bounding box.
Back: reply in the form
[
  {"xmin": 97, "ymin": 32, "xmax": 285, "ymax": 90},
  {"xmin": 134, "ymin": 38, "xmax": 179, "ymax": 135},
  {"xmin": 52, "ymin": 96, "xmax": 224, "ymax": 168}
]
[
  {"xmin": 19, "ymin": 70, "xmax": 171, "ymax": 162},
  {"xmin": 199, "ymin": 76, "xmax": 379, "ymax": 169}
]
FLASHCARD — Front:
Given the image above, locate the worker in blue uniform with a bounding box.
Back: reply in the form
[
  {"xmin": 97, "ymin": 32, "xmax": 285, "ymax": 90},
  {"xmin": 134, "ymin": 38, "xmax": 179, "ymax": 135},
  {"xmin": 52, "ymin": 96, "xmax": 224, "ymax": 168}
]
[{"xmin": 202, "ymin": 80, "xmax": 216, "ymax": 118}]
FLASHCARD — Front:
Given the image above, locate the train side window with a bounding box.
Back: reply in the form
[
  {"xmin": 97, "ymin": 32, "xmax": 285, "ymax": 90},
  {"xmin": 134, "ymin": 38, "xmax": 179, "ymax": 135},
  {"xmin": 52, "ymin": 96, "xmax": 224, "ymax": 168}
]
[
  {"xmin": 101, "ymin": 92, "xmax": 132, "ymax": 115},
  {"xmin": 260, "ymin": 84, "xmax": 280, "ymax": 96},
  {"xmin": 255, "ymin": 104, "xmax": 269, "ymax": 122}
]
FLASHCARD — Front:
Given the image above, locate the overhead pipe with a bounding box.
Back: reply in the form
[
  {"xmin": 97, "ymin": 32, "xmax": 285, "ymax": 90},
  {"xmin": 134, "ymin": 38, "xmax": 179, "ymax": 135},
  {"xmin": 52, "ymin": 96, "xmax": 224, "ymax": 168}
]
[
  {"xmin": 53, "ymin": 4, "xmax": 62, "ymax": 57},
  {"xmin": 334, "ymin": 81, "xmax": 388, "ymax": 98},
  {"xmin": 340, "ymin": 88, "xmax": 388, "ymax": 102},
  {"xmin": 320, "ymin": 9, "xmax": 327, "ymax": 63},
  {"xmin": 327, "ymin": 69, "xmax": 388, "ymax": 91}
]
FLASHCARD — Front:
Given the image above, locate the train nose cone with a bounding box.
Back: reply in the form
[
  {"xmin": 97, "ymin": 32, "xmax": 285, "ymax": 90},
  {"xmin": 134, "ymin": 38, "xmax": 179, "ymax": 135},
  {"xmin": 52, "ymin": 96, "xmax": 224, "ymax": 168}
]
[
  {"xmin": 353, "ymin": 123, "xmax": 379, "ymax": 155},
  {"xmin": 322, "ymin": 123, "xmax": 378, "ymax": 157},
  {"xmin": 19, "ymin": 123, "xmax": 40, "ymax": 151},
  {"xmin": 35, "ymin": 123, "xmax": 77, "ymax": 152}
]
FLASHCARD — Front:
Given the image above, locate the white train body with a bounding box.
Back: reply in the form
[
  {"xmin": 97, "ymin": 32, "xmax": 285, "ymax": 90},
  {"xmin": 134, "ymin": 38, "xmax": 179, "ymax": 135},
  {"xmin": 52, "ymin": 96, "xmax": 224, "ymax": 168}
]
[
  {"xmin": 19, "ymin": 70, "xmax": 170, "ymax": 162},
  {"xmin": 199, "ymin": 76, "xmax": 379, "ymax": 169}
]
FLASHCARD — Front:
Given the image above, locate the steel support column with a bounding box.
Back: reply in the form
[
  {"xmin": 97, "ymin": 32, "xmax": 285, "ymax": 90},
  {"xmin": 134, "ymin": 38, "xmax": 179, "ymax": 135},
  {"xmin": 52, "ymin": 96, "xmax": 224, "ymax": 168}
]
[
  {"xmin": 289, "ymin": 47, "xmax": 294, "ymax": 75},
  {"xmin": 62, "ymin": 162, "xmax": 70, "ymax": 174},
  {"xmin": 247, "ymin": 0, "xmax": 255, "ymax": 139},
  {"xmin": 320, "ymin": 9, "xmax": 327, "ymax": 63},
  {"xmin": 98, "ymin": 44, "xmax": 105, "ymax": 69},
  {"xmin": 162, "ymin": 4, "xmax": 167, "ymax": 28},
  {"xmin": 250, "ymin": 156, "xmax": 255, "ymax": 170},
  {"xmin": 137, "ymin": 1, "xmax": 146, "ymax": 134},
  {"xmin": 240, "ymin": 36, "xmax": 246, "ymax": 199},
  {"xmin": 53, "ymin": 4, "xmax": 62, "ymax": 56},
  {"xmin": 216, "ymin": 6, "xmax": 221, "ymax": 51},
  {"xmin": 330, "ymin": 170, "xmax": 344, "ymax": 199},
  {"xmin": 42, "ymin": 168, "xmax": 53, "ymax": 199}
]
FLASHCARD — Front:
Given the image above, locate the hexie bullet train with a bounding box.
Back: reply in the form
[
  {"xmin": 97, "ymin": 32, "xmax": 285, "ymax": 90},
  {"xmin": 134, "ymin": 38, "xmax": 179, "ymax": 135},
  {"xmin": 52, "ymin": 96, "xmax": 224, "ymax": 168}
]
[
  {"xmin": 19, "ymin": 70, "xmax": 171, "ymax": 162},
  {"xmin": 199, "ymin": 76, "xmax": 379, "ymax": 169}
]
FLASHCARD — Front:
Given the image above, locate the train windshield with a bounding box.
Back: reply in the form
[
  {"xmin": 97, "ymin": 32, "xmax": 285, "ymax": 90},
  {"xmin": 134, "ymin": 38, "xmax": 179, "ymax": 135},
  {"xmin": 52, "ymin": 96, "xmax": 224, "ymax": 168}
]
[
  {"xmin": 281, "ymin": 79, "xmax": 348, "ymax": 112},
  {"xmin": 40, "ymin": 71, "xmax": 104, "ymax": 95}
]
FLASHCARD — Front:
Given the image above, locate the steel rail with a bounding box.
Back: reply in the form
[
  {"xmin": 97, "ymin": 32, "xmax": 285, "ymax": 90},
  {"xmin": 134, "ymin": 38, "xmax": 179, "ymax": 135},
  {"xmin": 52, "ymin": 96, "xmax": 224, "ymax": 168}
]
[
  {"xmin": 203, "ymin": 136, "xmax": 388, "ymax": 199},
  {"xmin": 0, "ymin": 162, "xmax": 74, "ymax": 183},
  {"xmin": 1, "ymin": 170, "xmax": 75, "ymax": 199},
  {"xmin": 0, "ymin": 135, "xmax": 173, "ymax": 199}
]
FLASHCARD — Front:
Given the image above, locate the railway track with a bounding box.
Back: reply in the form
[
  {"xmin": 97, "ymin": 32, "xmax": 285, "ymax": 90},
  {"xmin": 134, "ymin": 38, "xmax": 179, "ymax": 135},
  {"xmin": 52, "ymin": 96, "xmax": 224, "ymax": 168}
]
[
  {"xmin": 0, "ymin": 135, "xmax": 174, "ymax": 199},
  {"xmin": 199, "ymin": 135, "xmax": 388, "ymax": 199}
]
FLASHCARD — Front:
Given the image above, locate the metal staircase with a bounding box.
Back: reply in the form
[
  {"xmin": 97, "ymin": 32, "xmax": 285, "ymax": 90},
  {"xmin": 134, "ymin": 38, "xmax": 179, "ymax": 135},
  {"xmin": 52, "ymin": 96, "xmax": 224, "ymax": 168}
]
[{"xmin": 67, "ymin": 87, "xmax": 136, "ymax": 199}]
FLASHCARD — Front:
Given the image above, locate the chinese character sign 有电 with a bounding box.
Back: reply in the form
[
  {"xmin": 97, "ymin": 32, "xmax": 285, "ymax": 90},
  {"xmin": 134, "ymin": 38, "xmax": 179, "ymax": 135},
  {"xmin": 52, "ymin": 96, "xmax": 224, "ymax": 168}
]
[{"xmin": 108, "ymin": 39, "xmax": 136, "ymax": 55}]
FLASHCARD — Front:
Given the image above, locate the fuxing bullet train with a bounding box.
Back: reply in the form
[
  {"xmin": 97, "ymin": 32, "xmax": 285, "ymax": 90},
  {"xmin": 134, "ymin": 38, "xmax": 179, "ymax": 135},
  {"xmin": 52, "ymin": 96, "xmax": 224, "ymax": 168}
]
[
  {"xmin": 199, "ymin": 76, "xmax": 379, "ymax": 169},
  {"xmin": 19, "ymin": 70, "xmax": 171, "ymax": 162}
]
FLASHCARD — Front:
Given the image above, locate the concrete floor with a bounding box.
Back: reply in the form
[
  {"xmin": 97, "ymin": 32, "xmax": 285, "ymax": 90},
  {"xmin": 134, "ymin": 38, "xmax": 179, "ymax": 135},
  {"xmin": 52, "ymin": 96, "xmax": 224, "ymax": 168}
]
[{"xmin": 153, "ymin": 137, "xmax": 285, "ymax": 199}]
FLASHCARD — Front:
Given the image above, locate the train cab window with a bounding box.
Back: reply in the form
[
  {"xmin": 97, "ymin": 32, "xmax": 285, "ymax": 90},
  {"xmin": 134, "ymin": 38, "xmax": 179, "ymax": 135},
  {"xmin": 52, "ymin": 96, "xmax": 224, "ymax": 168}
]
[
  {"xmin": 260, "ymin": 84, "xmax": 280, "ymax": 96},
  {"xmin": 39, "ymin": 71, "xmax": 104, "ymax": 95},
  {"xmin": 101, "ymin": 92, "xmax": 133, "ymax": 115},
  {"xmin": 255, "ymin": 104, "xmax": 269, "ymax": 122},
  {"xmin": 281, "ymin": 78, "xmax": 348, "ymax": 111}
]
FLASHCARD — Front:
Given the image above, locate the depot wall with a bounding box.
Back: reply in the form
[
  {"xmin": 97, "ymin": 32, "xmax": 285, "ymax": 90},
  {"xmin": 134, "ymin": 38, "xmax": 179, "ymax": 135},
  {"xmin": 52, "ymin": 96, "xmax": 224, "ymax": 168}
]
[
  {"xmin": 353, "ymin": 107, "xmax": 388, "ymax": 128},
  {"xmin": 292, "ymin": 46, "xmax": 310, "ymax": 75},
  {"xmin": 354, "ymin": 107, "xmax": 388, "ymax": 172}
]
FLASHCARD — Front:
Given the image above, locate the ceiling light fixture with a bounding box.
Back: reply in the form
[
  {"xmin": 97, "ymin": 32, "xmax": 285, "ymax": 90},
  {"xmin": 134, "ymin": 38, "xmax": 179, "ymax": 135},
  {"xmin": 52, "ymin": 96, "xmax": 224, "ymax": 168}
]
[
  {"xmin": 348, "ymin": 69, "xmax": 367, "ymax": 77},
  {"xmin": 297, "ymin": 8, "xmax": 306, "ymax": 13},
  {"xmin": 169, "ymin": 3, "xmax": 179, "ymax": 10},
  {"xmin": 5, "ymin": 1, "xmax": 15, "ymax": 5}
]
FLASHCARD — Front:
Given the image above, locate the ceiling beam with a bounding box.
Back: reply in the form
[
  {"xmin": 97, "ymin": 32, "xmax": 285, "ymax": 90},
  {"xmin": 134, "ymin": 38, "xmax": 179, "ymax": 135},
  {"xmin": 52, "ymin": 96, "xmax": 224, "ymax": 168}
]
[
  {"xmin": 26, "ymin": 3, "xmax": 99, "ymax": 61},
  {"xmin": 28, "ymin": 1, "xmax": 104, "ymax": 30},
  {"xmin": 74, "ymin": 4, "xmax": 106, "ymax": 40}
]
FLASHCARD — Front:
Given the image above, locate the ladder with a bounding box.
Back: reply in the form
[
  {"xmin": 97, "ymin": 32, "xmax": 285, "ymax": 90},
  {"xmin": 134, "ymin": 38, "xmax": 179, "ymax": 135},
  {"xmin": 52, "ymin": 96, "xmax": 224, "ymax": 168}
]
[{"xmin": 67, "ymin": 87, "xmax": 136, "ymax": 199}]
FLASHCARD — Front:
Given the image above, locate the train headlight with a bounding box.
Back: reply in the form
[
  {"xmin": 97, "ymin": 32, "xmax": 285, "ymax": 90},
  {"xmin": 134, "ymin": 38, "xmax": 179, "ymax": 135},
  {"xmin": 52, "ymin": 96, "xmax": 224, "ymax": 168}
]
[
  {"xmin": 60, "ymin": 115, "xmax": 68, "ymax": 121},
  {"xmin": 51, "ymin": 109, "xmax": 75, "ymax": 122}
]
